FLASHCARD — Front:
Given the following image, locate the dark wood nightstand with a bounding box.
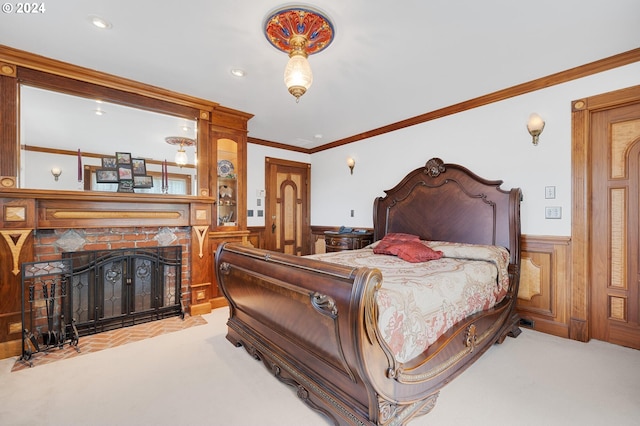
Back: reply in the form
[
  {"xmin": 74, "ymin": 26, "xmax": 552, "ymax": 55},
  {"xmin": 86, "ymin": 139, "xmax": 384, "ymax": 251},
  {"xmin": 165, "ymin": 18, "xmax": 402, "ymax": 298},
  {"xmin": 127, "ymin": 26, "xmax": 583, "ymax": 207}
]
[{"xmin": 324, "ymin": 231, "xmax": 374, "ymax": 252}]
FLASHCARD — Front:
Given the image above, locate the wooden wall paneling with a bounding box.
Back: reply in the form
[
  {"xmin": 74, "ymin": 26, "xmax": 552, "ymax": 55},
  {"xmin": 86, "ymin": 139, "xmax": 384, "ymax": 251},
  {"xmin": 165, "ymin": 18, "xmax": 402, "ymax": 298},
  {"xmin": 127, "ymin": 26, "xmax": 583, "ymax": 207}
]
[
  {"xmin": 189, "ymin": 203, "xmax": 213, "ymax": 315},
  {"xmin": 0, "ymin": 197, "xmax": 35, "ymax": 358},
  {"xmin": 517, "ymin": 235, "xmax": 571, "ymax": 338},
  {"xmin": 570, "ymin": 99, "xmax": 591, "ymax": 342},
  {"xmin": 208, "ymin": 230, "xmax": 250, "ymax": 309},
  {"xmin": 246, "ymin": 226, "xmax": 264, "ymax": 249},
  {"xmin": 0, "ymin": 66, "xmax": 18, "ymax": 179},
  {"xmin": 37, "ymin": 199, "xmax": 191, "ymax": 228},
  {"xmin": 0, "ymin": 231, "xmax": 33, "ymax": 358}
]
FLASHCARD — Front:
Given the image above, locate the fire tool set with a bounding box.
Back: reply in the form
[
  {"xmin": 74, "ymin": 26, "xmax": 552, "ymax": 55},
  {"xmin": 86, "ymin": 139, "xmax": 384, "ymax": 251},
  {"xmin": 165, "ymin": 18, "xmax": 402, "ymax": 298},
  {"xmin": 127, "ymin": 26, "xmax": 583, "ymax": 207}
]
[{"xmin": 20, "ymin": 260, "xmax": 80, "ymax": 366}]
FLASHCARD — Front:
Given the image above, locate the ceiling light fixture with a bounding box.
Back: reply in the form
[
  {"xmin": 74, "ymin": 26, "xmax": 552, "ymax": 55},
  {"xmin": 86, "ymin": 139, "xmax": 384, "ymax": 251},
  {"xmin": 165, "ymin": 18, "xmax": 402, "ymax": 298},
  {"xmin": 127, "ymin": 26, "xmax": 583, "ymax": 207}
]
[
  {"xmin": 89, "ymin": 15, "xmax": 112, "ymax": 30},
  {"xmin": 230, "ymin": 68, "xmax": 246, "ymax": 78},
  {"xmin": 165, "ymin": 136, "xmax": 195, "ymax": 167},
  {"xmin": 264, "ymin": 6, "xmax": 335, "ymax": 102}
]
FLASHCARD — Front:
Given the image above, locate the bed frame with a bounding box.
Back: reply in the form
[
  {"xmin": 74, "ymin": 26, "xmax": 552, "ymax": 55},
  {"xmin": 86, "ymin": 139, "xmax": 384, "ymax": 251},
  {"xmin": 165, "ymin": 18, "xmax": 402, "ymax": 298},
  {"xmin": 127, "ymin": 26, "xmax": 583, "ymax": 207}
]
[{"xmin": 215, "ymin": 158, "xmax": 522, "ymax": 425}]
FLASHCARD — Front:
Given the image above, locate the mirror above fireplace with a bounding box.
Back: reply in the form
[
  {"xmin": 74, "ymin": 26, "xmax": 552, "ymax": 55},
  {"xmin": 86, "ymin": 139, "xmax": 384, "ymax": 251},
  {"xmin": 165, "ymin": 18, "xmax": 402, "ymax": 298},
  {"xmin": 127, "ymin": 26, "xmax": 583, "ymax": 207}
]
[
  {"xmin": 0, "ymin": 43, "xmax": 223, "ymax": 199},
  {"xmin": 20, "ymin": 85, "xmax": 198, "ymax": 194}
]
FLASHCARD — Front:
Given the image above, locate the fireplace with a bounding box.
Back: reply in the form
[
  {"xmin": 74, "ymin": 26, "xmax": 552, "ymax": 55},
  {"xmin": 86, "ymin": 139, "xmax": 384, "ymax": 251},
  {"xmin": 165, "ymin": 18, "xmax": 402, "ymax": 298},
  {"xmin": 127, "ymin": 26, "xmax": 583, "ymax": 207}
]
[
  {"xmin": 20, "ymin": 244, "xmax": 185, "ymax": 363},
  {"xmin": 62, "ymin": 246, "xmax": 183, "ymax": 336},
  {"xmin": 1, "ymin": 190, "xmax": 214, "ymax": 360}
]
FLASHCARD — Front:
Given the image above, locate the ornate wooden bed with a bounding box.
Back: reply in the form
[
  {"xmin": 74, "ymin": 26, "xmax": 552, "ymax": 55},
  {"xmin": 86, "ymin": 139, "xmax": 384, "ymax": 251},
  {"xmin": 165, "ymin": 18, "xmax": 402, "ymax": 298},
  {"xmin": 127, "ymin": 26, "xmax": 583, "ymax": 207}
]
[{"xmin": 215, "ymin": 158, "xmax": 522, "ymax": 425}]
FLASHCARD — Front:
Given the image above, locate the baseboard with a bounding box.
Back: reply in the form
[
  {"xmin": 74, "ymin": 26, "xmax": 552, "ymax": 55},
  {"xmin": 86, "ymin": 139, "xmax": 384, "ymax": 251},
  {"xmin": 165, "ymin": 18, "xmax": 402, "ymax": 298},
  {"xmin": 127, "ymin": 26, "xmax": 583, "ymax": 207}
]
[
  {"xmin": 0, "ymin": 339, "xmax": 21, "ymax": 360},
  {"xmin": 210, "ymin": 297, "xmax": 228, "ymax": 310},
  {"xmin": 190, "ymin": 302, "xmax": 212, "ymax": 316}
]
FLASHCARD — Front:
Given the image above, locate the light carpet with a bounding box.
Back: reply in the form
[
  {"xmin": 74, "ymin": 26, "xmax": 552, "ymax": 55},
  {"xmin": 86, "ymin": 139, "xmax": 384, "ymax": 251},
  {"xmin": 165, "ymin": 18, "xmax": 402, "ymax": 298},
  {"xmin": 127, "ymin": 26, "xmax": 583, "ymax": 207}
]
[{"xmin": 0, "ymin": 307, "xmax": 638, "ymax": 426}]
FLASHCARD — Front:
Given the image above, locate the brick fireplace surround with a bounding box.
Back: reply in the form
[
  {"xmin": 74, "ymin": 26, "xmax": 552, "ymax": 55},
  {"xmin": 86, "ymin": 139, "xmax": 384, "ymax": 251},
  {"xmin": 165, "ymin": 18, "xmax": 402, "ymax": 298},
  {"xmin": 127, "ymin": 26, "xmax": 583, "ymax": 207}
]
[{"xmin": 32, "ymin": 226, "xmax": 192, "ymax": 302}]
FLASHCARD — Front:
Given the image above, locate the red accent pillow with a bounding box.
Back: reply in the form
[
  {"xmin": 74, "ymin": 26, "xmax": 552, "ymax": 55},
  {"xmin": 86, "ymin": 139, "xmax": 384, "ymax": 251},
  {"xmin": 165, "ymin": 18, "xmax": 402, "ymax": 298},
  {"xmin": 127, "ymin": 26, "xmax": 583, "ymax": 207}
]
[
  {"xmin": 395, "ymin": 241, "xmax": 443, "ymax": 263},
  {"xmin": 373, "ymin": 233, "xmax": 421, "ymax": 255}
]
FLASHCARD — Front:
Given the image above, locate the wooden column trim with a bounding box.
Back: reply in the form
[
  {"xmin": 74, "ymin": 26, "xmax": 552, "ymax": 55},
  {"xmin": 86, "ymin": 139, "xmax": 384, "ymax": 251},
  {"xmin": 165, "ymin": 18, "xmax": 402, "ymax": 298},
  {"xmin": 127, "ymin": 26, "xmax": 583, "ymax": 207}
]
[{"xmin": 570, "ymin": 99, "xmax": 590, "ymax": 342}]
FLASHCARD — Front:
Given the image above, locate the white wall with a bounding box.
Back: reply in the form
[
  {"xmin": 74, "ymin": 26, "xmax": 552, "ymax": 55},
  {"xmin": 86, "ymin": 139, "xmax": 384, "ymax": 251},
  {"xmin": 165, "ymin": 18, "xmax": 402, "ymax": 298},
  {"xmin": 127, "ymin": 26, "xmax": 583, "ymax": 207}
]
[
  {"xmin": 22, "ymin": 151, "xmax": 100, "ymax": 190},
  {"xmin": 305, "ymin": 63, "xmax": 640, "ymax": 236}
]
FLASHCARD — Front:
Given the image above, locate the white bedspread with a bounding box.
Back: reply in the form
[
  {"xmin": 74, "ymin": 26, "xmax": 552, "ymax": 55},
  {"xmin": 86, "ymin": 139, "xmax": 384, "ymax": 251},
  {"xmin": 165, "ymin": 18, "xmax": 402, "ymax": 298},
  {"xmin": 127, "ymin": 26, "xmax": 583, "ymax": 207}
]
[{"xmin": 307, "ymin": 241, "xmax": 510, "ymax": 363}]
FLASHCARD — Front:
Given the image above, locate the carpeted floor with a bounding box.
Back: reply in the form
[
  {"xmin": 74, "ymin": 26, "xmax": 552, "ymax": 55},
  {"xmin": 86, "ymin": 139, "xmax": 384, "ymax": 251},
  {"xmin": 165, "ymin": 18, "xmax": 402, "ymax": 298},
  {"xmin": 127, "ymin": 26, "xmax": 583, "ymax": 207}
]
[{"xmin": 1, "ymin": 307, "xmax": 639, "ymax": 425}]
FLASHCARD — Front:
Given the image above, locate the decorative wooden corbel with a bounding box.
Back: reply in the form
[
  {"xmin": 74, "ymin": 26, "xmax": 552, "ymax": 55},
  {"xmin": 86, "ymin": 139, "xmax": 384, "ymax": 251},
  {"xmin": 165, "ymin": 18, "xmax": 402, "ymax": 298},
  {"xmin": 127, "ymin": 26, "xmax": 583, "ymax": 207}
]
[
  {"xmin": 0, "ymin": 229, "xmax": 32, "ymax": 275},
  {"xmin": 192, "ymin": 225, "xmax": 209, "ymax": 258}
]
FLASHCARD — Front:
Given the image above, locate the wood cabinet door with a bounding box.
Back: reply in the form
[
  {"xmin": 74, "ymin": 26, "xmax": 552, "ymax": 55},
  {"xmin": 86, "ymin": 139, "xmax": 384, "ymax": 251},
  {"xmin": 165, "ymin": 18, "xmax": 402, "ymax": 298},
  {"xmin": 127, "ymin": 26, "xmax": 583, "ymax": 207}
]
[
  {"xmin": 264, "ymin": 158, "xmax": 310, "ymax": 255},
  {"xmin": 590, "ymin": 101, "xmax": 640, "ymax": 349}
]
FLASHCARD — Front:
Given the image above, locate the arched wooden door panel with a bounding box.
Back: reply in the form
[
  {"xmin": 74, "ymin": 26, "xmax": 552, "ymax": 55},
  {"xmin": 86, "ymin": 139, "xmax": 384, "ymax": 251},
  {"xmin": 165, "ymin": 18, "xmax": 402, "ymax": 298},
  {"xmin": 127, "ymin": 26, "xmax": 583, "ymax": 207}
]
[
  {"xmin": 264, "ymin": 158, "xmax": 311, "ymax": 255},
  {"xmin": 589, "ymin": 98, "xmax": 640, "ymax": 349}
]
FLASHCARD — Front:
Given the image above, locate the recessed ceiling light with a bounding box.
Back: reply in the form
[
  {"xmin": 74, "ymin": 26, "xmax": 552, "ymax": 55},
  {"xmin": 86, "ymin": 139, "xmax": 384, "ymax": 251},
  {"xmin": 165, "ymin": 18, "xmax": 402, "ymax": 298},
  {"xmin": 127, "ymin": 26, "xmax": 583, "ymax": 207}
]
[
  {"xmin": 314, "ymin": 134, "xmax": 323, "ymax": 139},
  {"xmin": 94, "ymin": 109, "xmax": 105, "ymax": 116},
  {"xmin": 89, "ymin": 15, "xmax": 112, "ymax": 29},
  {"xmin": 230, "ymin": 68, "xmax": 246, "ymax": 78}
]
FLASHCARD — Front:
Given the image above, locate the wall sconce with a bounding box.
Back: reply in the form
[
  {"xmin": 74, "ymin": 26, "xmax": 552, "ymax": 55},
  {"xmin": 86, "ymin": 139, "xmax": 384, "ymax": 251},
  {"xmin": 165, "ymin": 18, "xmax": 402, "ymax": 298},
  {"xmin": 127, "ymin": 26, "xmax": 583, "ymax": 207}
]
[
  {"xmin": 527, "ymin": 113, "xmax": 545, "ymax": 146},
  {"xmin": 347, "ymin": 158, "xmax": 355, "ymax": 175},
  {"xmin": 264, "ymin": 7, "xmax": 335, "ymax": 102},
  {"xmin": 51, "ymin": 167, "xmax": 62, "ymax": 181}
]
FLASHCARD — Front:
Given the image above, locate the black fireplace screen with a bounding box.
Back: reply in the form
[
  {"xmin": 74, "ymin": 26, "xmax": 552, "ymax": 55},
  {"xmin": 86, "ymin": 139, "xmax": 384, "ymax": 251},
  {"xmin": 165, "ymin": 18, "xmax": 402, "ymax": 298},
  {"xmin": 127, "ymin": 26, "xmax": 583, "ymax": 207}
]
[
  {"xmin": 20, "ymin": 246, "xmax": 182, "ymax": 363},
  {"xmin": 62, "ymin": 246, "xmax": 183, "ymax": 335}
]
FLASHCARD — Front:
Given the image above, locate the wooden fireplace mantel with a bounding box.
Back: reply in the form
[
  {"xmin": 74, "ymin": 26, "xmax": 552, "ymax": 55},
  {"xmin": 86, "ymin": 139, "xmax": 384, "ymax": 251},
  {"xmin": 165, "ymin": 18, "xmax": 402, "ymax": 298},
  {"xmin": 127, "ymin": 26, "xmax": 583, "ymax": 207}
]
[
  {"xmin": 0, "ymin": 188, "xmax": 215, "ymax": 229},
  {"xmin": 0, "ymin": 188, "xmax": 217, "ymax": 360}
]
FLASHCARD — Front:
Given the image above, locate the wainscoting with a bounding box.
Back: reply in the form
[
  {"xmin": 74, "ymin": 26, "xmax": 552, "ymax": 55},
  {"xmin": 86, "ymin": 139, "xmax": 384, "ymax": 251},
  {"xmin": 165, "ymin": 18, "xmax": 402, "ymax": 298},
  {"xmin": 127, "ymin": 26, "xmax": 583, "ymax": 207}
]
[
  {"xmin": 517, "ymin": 235, "xmax": 572, "ymax": 338},
  {"xmin": 309, "ymin": 229, "xmax": 574, "ymax": 339}
]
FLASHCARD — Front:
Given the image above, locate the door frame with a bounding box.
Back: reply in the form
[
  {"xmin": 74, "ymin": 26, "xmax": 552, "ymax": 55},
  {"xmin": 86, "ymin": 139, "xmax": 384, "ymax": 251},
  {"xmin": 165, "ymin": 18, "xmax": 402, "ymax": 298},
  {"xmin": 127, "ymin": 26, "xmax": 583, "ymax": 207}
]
[
  {"xmin": 264, "ymin": 157, "xmax": 311, "ymax": 254},
  {"xmin": 570, "ymin": 84, "xmax": 640, "ymax": 342}
]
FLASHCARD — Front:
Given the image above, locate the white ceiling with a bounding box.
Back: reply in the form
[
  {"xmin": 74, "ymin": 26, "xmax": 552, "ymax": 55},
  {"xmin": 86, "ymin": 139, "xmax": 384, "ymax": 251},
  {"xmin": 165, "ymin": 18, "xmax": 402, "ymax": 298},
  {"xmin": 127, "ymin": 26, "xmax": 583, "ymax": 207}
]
[{"xmin": 1, "ymin": 0, "xmax": 639, "ymax": 150}]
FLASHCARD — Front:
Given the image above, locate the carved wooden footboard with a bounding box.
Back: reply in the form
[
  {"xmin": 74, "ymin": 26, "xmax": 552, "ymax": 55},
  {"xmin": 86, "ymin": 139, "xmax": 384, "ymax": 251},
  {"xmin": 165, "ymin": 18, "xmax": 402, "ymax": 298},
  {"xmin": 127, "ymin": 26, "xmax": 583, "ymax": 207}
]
[
  {"xmin": 215, "ymin": 158, "xmax": 522, "ymax": 425},
  {"xmin": 216, "ymin": 243, "xmax": 519, "ymax": 425}
]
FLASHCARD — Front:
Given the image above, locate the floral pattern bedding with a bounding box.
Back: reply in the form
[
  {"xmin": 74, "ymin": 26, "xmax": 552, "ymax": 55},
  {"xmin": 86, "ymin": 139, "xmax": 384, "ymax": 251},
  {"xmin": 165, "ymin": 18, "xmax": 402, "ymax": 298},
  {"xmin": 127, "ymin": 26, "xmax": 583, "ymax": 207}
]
[{"xmin": 307, "ymin": 241, "xmax": 510, "ymax": 363}]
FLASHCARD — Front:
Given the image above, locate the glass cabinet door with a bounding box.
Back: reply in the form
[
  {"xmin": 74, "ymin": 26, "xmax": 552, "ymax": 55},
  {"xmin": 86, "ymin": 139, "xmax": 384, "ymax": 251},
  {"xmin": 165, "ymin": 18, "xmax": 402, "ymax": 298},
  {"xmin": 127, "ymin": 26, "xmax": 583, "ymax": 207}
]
[{"xmin": 216, "ymin": 137, "xmax": 238, "ymax": 227}]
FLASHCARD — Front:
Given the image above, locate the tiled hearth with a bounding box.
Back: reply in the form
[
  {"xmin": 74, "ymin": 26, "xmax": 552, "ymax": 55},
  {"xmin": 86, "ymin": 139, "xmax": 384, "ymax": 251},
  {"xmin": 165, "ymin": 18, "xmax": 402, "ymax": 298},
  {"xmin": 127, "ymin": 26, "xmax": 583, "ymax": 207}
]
[{"xmin": 12, "ymin": 314, "xmax": 206, "ymax": 372}]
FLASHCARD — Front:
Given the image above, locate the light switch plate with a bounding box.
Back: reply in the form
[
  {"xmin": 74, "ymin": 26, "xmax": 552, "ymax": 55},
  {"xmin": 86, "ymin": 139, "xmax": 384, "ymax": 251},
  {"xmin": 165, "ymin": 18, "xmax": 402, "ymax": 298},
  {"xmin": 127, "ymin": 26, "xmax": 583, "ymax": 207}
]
[
  {"xmin": 545, "ymin": 186, "xmax": 556, "ymax": 199},
  {"xmin": 545, "ymin": 206, "xmax": 562, "ymax": 219}
]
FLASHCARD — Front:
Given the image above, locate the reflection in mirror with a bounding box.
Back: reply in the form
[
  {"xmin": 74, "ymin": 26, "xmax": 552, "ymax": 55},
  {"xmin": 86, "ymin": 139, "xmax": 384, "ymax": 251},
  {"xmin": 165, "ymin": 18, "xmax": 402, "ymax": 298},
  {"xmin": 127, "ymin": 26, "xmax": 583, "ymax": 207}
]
[{"xmin": 19, "ymin": 85, "xmax": 197, "ymax": 195}]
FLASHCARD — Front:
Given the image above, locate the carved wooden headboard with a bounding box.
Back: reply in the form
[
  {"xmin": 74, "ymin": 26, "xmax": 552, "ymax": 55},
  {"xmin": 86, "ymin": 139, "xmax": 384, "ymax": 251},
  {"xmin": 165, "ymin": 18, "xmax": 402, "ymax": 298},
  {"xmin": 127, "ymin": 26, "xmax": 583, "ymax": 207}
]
[{"xmin": 373, "ymin": 158, "xmax": 522, "ymax": 265}]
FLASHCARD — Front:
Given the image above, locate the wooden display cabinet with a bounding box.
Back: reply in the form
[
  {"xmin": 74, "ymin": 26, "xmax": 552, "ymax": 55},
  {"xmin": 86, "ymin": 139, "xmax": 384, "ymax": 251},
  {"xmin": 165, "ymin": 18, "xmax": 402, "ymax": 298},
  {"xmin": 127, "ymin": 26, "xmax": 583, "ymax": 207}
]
[
  {"xmin": 210, "ymin": 108, "xmax": 250, "ymax": 232},
  {"xmin": 208, "ymin": 107, "xmax": 252, "ymax": 308}
]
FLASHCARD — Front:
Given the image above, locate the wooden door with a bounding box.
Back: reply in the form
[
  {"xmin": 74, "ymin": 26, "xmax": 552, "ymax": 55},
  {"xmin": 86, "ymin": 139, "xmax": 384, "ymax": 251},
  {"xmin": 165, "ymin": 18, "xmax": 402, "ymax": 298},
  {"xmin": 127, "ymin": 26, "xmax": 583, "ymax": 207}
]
[
  {"xmin": 590, "ymin": 102, "xmax": 640, "ymax": 349},
  {"xmin": 264, "ymin": 158, "xmax": 311, "ymax": 255}
]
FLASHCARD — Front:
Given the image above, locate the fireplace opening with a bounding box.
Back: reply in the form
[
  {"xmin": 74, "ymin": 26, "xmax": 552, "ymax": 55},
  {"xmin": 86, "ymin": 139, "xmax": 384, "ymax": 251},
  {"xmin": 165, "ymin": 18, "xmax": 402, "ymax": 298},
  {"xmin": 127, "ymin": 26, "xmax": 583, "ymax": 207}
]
[{"xmin": 62, "ymin": 246, "xmax": 183, "ymax": 336}]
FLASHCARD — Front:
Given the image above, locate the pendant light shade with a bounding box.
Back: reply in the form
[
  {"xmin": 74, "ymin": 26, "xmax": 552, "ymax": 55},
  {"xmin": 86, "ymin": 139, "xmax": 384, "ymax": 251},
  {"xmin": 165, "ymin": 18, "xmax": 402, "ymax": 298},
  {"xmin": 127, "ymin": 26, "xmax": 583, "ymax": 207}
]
[
  {"xmin": 264, "ymin": 6, "xmax": 334, "ymax": 102},
  {"xmin": 284, "ymin": 53, "xmax": 313, "ymax": 101},
  {"xmin": 174, "ymin": 147, "xmax": 188, "ymax": 166},
  {"xmin": 165, "ymin": 136, "xmax": 195, "ymax": 168}
]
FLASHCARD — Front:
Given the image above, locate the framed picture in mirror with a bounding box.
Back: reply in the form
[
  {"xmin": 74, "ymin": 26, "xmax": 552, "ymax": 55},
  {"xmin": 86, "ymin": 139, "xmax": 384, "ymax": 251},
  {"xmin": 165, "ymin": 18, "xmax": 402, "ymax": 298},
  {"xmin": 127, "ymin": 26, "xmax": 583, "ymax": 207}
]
[
  {"xmin": 118, "ymin": 165, "xmax": 133, "ymax": 180},
  {"xmin": 132, "ymin": 158, "xmax": 146, "ymax": 176},
  {"xmin": 116, "ymin": 152, "xmax": 132, "ymax": 165},
  {"xmin": 96, "ymin": 169, "xmax": 119, "ymax": 183},
  {"xmin": 117, "ymin": 179, "xmax": 134, "ymax": 193},
  {"xmin": 102, "ymin": 157, "xmax": 117, "ymax": 169},
  {"xmin": 133, "ymin": 175, "xmax": 153, "ymax": 188}
]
